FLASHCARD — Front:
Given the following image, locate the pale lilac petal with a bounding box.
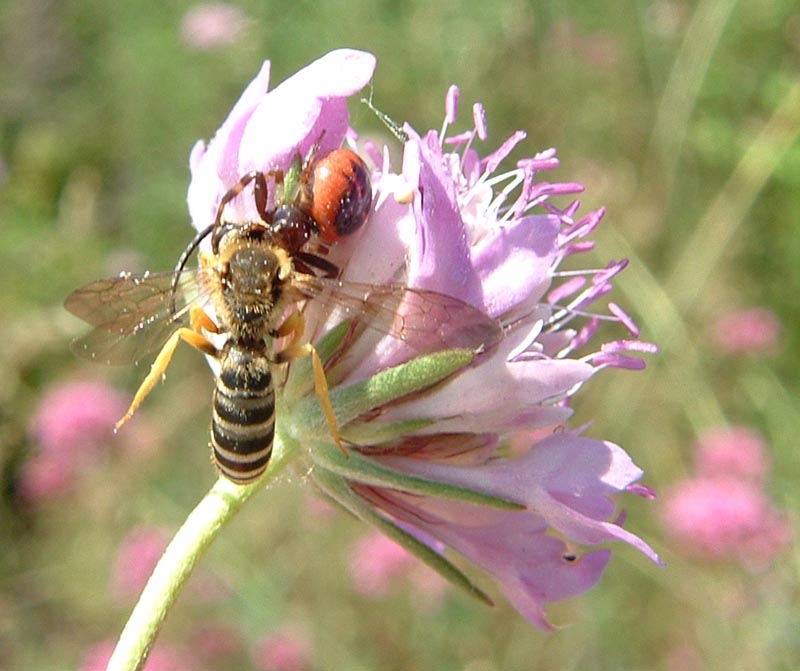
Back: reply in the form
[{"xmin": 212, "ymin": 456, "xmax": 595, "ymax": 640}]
[
  {"xmin": 504, "ymin": 548, "xmax": 612, "ymax": 630},
  {"xmin": 376, "ymin": 432, "xmax": 660, "ymax": 566},
  {"xmin": 186, "ymin": 60, "xmax": 272, "ymax": 230},
  {"xmin": 285, "ymin": 48, "xmax": 378, "ymax": 99},
  {"xmin": 237, "ymin": 51, "xmax": 376, "ymax": 176},
  {"xmin": 358, "ymin": 486, "xmax": 616, "ymax": 629},
  {"xmin": 547, "ymin": 276, "xmax": 586, "ymax": 304},
  {"xmin": 402, "ymin": 128, "xmax": 484, "ymax": 307},
  {"xmin": 187, "ymin": 51, "xmax": 375, "ymax": 230},
  {"xmin": 470, "ymin": 214, "xmax": 559, "ymax": 317},
  {"xmin": 337, "ymin": 171, "xmax": 414, "ymax": 286},
  {"xmin": 377, "ymin": 346, "xmax": 594, "ymax": 434}
]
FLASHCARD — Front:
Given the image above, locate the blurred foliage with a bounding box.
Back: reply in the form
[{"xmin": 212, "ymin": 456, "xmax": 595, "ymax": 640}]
[{"xmin": 1, "ymin": 0, "xmax": 799, "ymax": 669}]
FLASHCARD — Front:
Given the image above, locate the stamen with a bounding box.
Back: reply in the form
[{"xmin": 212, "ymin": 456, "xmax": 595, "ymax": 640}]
[
  {"xmin": 561, "ymin": 208, "xmax": 605, "ymax": 241},
  {"xmin": 444, "ymin": 130, "xmax": 473, "ymax": 147},
  {"xmin": 608, "ymin": 302, "xmax": 640, "ymax": 337},
  {"xmin": 591, "ymin": 352, "xmax": 648, "ymax": 370},
  {"xmin": 547, "ymin": 277, "xmax": 587, "ymax": 304},
  {"xmin": 569, "ymin": 317, "xmax": 600, "ymax": 352},
  {"xmin": 482, "ymin": 131, "xmax": 527, "ymax": 175},
  {"xmin": 627, "ymin": 484, "xmax": 657, "ymax": 499},
  {"xmin": 517, "ymin": 147, "xmax": 559, "ymax": 172},
  {"xmin": 473, "ymin": 103, "xmax": 488, "ymax": 140},
  {"xmin": 602, "ymin": 339, "xmax": 659, "ymax": 354},
  {"xmin": 441, "ymin": 84, "xmax": 460, "ymax": 140},
  {"xmin": 563, "ymin": 240, "xmax": 596, "ymax": 256}
]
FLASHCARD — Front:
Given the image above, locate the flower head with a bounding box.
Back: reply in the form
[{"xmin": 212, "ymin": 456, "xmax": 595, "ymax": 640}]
[
  {"xmin": 710, "ymin": 306, "xmax": 781, "ymax": 355},
  {"xmin": 695, "ymin": 425, "xmax": 769, "ymax": 483},
  {"xmin": 662, "ymin": 476, "xmax": 790, "ymax": 568},
  {"xmin": 251, "ymin": 628, "xmax": 312, "ymax": 671},
  {"xmin": 111, "ymin": 526, "xmax": 170, "ymax": 601},
  {"xmin": 179, "ymin": 3, "xmax": 249, "ymax": 50},
  {"xmin": 20, "ymin": 378, "xmax": 130, "ymax": 503},
  {"xmin": 662, "ymin": 425, "xmax": 790, "ymax": 568},
  {"xmin": 187, "ymin": 50, "xmax": 659, "ymax": 630},
  {"xmin": 30, "ymin": 378, "xmax": 129, "ymax": 457}
]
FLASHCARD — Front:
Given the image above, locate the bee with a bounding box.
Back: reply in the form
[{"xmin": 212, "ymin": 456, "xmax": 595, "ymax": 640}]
[{"xmin": 65, "ymin": 146, "xmax": 503, "ymax": 484}]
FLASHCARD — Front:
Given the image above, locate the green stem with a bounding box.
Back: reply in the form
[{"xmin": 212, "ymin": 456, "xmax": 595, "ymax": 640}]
[{"xmin": 105, "ymin": 437, "xmax": 296, "ymax": 671}]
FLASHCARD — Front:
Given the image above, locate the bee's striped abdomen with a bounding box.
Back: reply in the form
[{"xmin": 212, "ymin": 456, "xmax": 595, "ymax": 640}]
[{"xmin": 211, "ymin": 344, "xmax": 275, "ymax": 484}]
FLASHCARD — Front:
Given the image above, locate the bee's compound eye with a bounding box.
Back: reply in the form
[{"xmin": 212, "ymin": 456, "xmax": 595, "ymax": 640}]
[{"xmin": 310, "ymin": 149, "xmax": 372, "ymax": 244}]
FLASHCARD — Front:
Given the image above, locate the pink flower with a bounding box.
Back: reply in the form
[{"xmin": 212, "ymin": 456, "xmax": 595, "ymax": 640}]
[
  {"xmin": 188, "ymin": 624, "xmax": 242, "ymax": 662},
  {"xmin": 349, "ymin": 531, "xmax": 448, "ymax": 608},
  {"xmin": 111, "ymin": 526, "xmax": 170, "ymax": 601},
  {"xmin": 251, "ymin": 628, "xmax": 312, "ymax": 671},
  {"xmin": 30, "ymin": 378, "xmax": 129, "ymax": 457},
  {"xmin": 662, "ymin": 424, "xmax": 790, "ymax": 569},
  {"xmin": 20, "ymin": 378, "xmax": 130, "ymax": 503},
  {"xmin": 112, "ymin": 525, "xmax": 228, "ymax": 603},
  {"xmin": 661, "ymin": 476, "xmax": 790, "ymax": 568},
  {"xmin": 186, "ymin": 50, "xmax": 659, "ymax": 630},
  {"xmin": 710, "ymin": 307, "xmax": 781, "ymax": 355},
  {"xmin": 695, "ymin": 425, "xmax": 769, "ymax": 484},
  {"xmin": 179, "ymin": 3, "xmax": 248, "ymax": 50},
  {"xmin": 348, "ymin": 531, "xmax": 418, "ymax": 597},
  {"xmin": 16, "ymin": 453, "xmax": 73, "ymax": 503},
  {"xmin": 303, "ymin": 493, "xmax": 335, "ymax": 524},
  {"xmin": 187, "ymin": 49, "xmax": 376, "ymax": 235}
]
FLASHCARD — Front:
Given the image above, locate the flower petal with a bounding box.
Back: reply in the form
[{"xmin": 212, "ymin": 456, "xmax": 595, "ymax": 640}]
[
  {"xmin": 376, "ymin": 343, "xmax": 595, "ymax": 434},
  {"xmin": 403, "ymin": 128, "xmax": 484, "ymax": 308},
  {"xmin": 470, "ymin": 214, "xmax": 560, "ymax": 317},
  {"xmin": 187, "ymin": 50, "xmax": 375, "ymax": 231}
]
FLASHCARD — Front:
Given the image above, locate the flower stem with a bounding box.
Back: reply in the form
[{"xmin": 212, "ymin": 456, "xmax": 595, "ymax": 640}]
[{"xmin": 105, "ymin": 437, "xmax": 295, "ymax": 671}]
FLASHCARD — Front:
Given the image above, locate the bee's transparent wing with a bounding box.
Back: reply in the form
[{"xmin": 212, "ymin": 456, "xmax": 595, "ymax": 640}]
[
  {"xmin": 64, "ymin": 270, "xmax": 211, "ymax": 365},
  {"xmin": 291, "ymin": 274, "xmax": 503, "ymax": 355}
]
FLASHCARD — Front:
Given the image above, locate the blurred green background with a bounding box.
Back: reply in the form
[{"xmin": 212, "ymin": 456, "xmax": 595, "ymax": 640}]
[{"xmin": 1, "ymin": 1, "xmax": 799, "ymax": 669}]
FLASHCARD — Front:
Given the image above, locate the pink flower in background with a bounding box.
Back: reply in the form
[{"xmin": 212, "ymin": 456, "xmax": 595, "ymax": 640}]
[
  {"xmin": 112, "ymin": 525, "xmax": 228, "ymax": 603},
  {"xmin": 662, "ymin": 425, "xmax": 790, "ymax": 568},
  {"xmin": 348, "ymin": 531, "xmax": 418, "ymax": 597},
  {"xmin": 186, "ymin": 49, "xmax": 660, "ymax": 630},
  {"xmin": 30, "ymin": 379, "xmax": 128, "ymax": 457},
  {"xmin": 20, "ymin": 378, "xmax": 130, "ymax": 503},
  {"xmin": 251, "ymin": 628, "xmax": 311, "ymax": 671},
  {"xmin": 16, "ymin": 453, "xmax": 73, "ymax": 503},
  {"xmin": 179, "ymin": 3, "xmax": 248, "ymax": 50},
  {"xmin": 710, "ymin": 307, "xmax": 781, "ymax": 355},
  {"xmin": 349, "ymin": 531, "xmax": 448, "ymax": 608},
  {"xmin": 111, "ymin": 526, "xmax": 169, "ymax": 601},
  {"xmin": 303, "ymin": 493, "xmax": 335, "ymax": 527},
  {"xmin": 662, "ymin": 476, "xmax": 790, "ymax": 567},
  {"xmin": 188, "ymin": 624, "xmax": 242, "ymax": 663},
  {"xmin": 695, "ymin": 425, "xmax": 769, "ymax": 483}
]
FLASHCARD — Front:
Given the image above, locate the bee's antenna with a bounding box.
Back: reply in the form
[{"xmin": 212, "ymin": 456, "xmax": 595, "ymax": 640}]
[{"xmin": 170, "ymin": 222, "xmax": 214, "ymax": 314}]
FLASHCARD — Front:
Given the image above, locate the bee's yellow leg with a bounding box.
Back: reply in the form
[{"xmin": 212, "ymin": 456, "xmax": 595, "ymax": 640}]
[
  {"xmin": 115, "ymin": 321, "xmax": 216, "ymax": 432},
  {"xmin": 190, "ymin": 304, "xmax": 219, "ymax": 333},
  {"xmin": 273, "ymin": 309, "xmax": 303, "ymax": 341},
  {"xmin": 275, "ymin": 312, "xmax": 347, "ymax": 456}
]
